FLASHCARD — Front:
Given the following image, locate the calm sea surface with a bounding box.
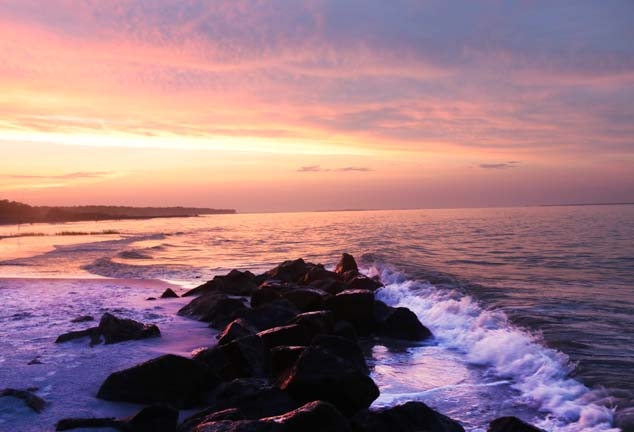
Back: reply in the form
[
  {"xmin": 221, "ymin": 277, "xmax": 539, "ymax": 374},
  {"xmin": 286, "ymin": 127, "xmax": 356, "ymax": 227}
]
[{"xmin": 1, "ymin": 205, "xmax": 632, "ymax": 431}]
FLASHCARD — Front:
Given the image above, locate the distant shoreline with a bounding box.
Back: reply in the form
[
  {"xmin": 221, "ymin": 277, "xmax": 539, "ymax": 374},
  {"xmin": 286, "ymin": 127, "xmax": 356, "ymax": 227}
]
[{"xmin": 0, "ymin": 199, "xmax": 236, "ymax": 226}]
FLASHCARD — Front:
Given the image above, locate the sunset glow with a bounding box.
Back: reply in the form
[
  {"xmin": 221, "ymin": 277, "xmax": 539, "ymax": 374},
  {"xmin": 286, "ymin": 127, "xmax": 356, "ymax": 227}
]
[{"xmin": 1, "ymin": 1, "xmax": 633, "ymax": 212}]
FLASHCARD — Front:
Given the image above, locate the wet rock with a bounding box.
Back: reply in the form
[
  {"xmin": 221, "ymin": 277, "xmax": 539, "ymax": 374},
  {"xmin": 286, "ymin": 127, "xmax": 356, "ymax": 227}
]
[
  {"xmin": 283, "ymin": 288, "xmax": 329, "ymax": 312},
  {"xmin": 488, "ymin": 417, "xmax": 544, "ymax": 432},
  {"xmin": 311, "ymin": 334, "xmax": 368, "ymax": 374},
  {"xmin": 178, "ymin": 408, "xmax": 245, "ymax": 432},
  {"xmin": 161, "ymin": 288, "xmax": 180, "ymax": 298},
  {"xmin": 270, "ymin": 346, "xmax": 305, "ymax": 378},
  {"xmin": 279, "ymin": 342, "xmax": 378, "ymax": 414},
  {"xmin": 184, "ymin": 270, "xmax": 258, "ymax": 297},
  {"xmin": 325, "ymin": 290, "xmax": 377, "ymax": 336},
  {"xmin": 265, "ymin": 259, "xmax": 310, "ymax": 283},
  {"xmin": 206, "ymin": 378, "xmax": 298, "ymax": 419},
  {"xmin": 99, "ymin": 312, "xmax": 160, "ymax": 344},
  {"xmin": 70, "ymin": 315, "xmax": 94, "ymax": 323},
  {"xmin": 378, "ymin": 307, "xmax": 432, "ymax": 341},
  {"xmin": 333, "ymin": 320, "xmax": 358, "ymax": 340},
  {"xmin": 308, "ymin": 278, "xmax": 349, "ymax": 295},
  {"xmin": 0, "ymin": 388, "xmax": 46, "ymax": 413},
  {"xmin": 273, "ymin": 400, "xmax": 351, "ymax": 432},
  {"xmin": 250, "ymin": 281, "xmax": 289, "ymax": 308},
  {"xmin": 290, "ymin": 310, "xmax": 336, "ymax": 337},
  {"xmin": 237, "ymin": 299, "xmax": 299, "ymax": 331},
  {"xmin": 97, "ymin": 354, "xmax": 208, "ymax": 408},
  {"xmin": 179, "ymin": 293, "xmax": 247, "ymax": 328},
  {"xmin": 27, "ymin": 357, "xmax": 43, "ymax": 365},
  {"xmin": 194, "ymin": 419, "xmax": 281, "ymax": 432},
  {"xmin": 257, "ymin": 324, "xmax": 310, "ymax": 349},
  {"xmin": 147, "ymin": 297, "xmax": 157, "ymax": 301},
  {"xmin": 302, "ymin": 264, "xmax": 340, "ymax": 285},
  {"xmin": 347, "ymin": 276, "xmax": 383, "ymax": 291},
  {"xmin": 217, "ymin": 319, "xmax": 258, "ymax": 346},
  {"xmin": 55, "ymin": 327, "xmax": 101, "ymax": 345},
  {"xmin": 351, "ymin": 401, "xmax": 465, "ymax": 432},
  {"xmin": 335, "ymin": 253, "xmax": 359, "ymax": 275},
  {"xmin": 194, "ymin": 335, "xmax": 270, "ymax": 381},
  {"xmin": 56, "ymin": 405, "xmax": 179, "ymax": 432}
]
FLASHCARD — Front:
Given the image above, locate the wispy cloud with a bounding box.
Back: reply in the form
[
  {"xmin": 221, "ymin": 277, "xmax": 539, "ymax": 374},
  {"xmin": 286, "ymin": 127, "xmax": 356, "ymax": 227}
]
[
  {"xmin": 479, "ymin": 162, "xmax": 519, "ymax": 170},
  {"xmin": 1, "ymin": 171, "xmax": 113, "ymax": 180},
  {"xmin": 297, "ymin": 165, "xmax": 373, "ymax": 173}
]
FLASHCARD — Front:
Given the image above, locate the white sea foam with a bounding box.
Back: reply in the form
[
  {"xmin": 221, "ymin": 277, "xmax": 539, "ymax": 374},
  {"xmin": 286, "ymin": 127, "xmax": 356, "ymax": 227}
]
[{"xmin": 370, "ymin": 265, "xmax": 619, "ymax": 432}]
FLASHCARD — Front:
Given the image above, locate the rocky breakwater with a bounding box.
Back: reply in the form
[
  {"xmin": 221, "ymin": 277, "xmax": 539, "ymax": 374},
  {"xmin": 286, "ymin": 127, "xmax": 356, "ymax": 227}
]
[{"xmin": 55, "ymin": 253, "xmax": 544, "ymax": 432}]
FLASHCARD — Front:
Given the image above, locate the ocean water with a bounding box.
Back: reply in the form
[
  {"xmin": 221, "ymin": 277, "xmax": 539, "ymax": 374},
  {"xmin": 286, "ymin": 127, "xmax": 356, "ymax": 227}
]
[{"xmin": 0, "ymin": 205, "xmax": 632, "ymax": 431}]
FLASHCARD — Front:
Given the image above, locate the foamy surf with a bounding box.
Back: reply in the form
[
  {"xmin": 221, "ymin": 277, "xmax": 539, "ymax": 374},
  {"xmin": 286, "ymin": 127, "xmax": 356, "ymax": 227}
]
[{"xmin": 369, "ymin": 264, "xmax": 619, "ymax": 432}]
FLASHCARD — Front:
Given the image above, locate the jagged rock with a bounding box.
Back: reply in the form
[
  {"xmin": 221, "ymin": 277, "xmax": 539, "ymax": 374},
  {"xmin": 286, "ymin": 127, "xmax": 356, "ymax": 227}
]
[
  {"xmin": 279, "ymin": 342, "xmax": 378, "ymax": 414},
  {"xmin": 290, "ymin": 310, "xmax": 336, "ymax": 337},
  {"xmin": 257, "ymin": 324, "xmax": 310, "ymax": 349},
  {"xmin": 178, "ymin": 408, "xmax": 245, "ymax": 432},
  {"xmin": 347, "ymin": 276, "xmax": 383, "ymax": 291},
  {"xmin": 55, "ymin": 327, "xmax": 101, "ymax": 345},
  {"xmin": 378, "ymin": 307, "xmax": 432, "ymax": 341},
  {"xmin": 205, "ymin": 378, "xmax": 298, "ymax": 419},
  {"xmin": 56, "ymin": 405, "xmax": 179, "ymax": 432},
  {"xmin": 283, "ymin": 288, "xmax": 329, "ymax": 312},
  {"xmin": 237, "ymin": 299, "xmax": 299, "ymax": 331},
  {"xmin": 217, "ymin": 319, "xmax": 258, "ymax": 346},
  {"xmin": 265, "ymin": 259, "xmax": 310, "ymax": 283},
  {"xmin": 161, "ymin": 288, "xmax": 179, "ymax": 298},
  {"xmin": 272, "ymin": 400, "xmax": 351, "ymax": 432},
  {"xmin": 70, "ymin": 315, "xmax": 94, "ymax": 323},
  {"xmin": 326, "ymin": 290, "xmax": 377, "ymax": 335},
  {"xmin": 97, "ymin": 354, "xmax": 208, "ymax": 408},
  {"xmin": 488, "ymin": 417, "xmax": 544, "ymax": 432},
  {"xmin": 270, "ymin": 346, "xmax": 305, "ymax": 378},
  {"xmin": 0, "ymin": 388, "xmax": 46, "ymax": 413},
  {"xmin": 184, "ymin": 270, "xmax": 258, "ymax": 297},
  {"xmin": 193, "ymin": 335, "xmax": 270, "ymax": 381},
  {"xmin": 99, "ymin": 313, "xmax": 160, "ymax": 344},
  {"xmin": 179, "ymin": 293, "xmax": 247, "ymax": 328},
  {"xmin": 308, "ymin": 278, "xmax": 349, "ymax": 295},
  {"xmin": 351, "ymin": 401, "xmax": 465, "ymax": 432},
  {"xmin": 335, "ymin": 253, "xmax": 359, "ymax": 275},
  {"xmin": 302, "ymin": 264, "xmax": 340, "ymax": 285},
  {"xmin": 311, "ymin": 335, "xmax": 368, "ymax": 374}
]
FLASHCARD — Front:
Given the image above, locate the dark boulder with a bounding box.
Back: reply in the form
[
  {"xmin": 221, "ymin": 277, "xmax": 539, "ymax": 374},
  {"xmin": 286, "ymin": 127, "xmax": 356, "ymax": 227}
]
[
  {"xmin": 488, "ymin": 417, "xmax": 545, "ymax": 432},
  {"xmin": 237, "ymin": 299, "xmax": 299, "ymax": 331},
  {"xmin": 257, "ymin": 324, "xmax": 310, "ymax": 350},
  {"xmin": 265, "ymin": 259, "xmax": 310, "ymax": 283},
  {"xmin": 311, "ymin": 334, "xmax": 368, "ymax": 374},
  {"xmin": 55, "ymin": 327, "xmax": 101, "ymax": 345},
  {"xmin": 206, "ymin": 378, "xmax": 299, "ymax": 420},
  {"xmin": 184, "ymin": 270, "xmax": 258, "ymax": 297},
  {"xmin": 97, "ymin": 354, "xmax": 208, "ymax": 408},
  {"xmin": 282, "ymin": 288, "xmax": 329, "ymax": 312},
  {"xmin": 279, "ymin": 343, "xmax": 379, "ymax": 414},
  {"xmin": 351, "ymin": 401, "xmax": 465, "ymax": 432},
  {"xmin": 0, "ymin": 388, "xmax": 46, "ymax": 413},
  {"xmin": 347, "ymin": 276, "xmax": 383, "ymax": 292},
  {"xmin": 217, "ymin": 319, "xmax": 258, "ymax": 346},
  {"xmin": 194, "ymin": 335, "xmax": 270, "ymax": 381},
  {"xmin": 308, "ymin": 278, "xmax": 349, "ymax": 295},
  {"xmin": 302, "ymin": 265, "xmax": 340, "ymax": 285},
  {"xmin": 179, "ymin": 294, "xmax": 247, "ymax": 328},
  {"xmin": 161, "ymin": 288, "xmax": 179, "ymax": 298},
  {"xmin": 325, "ymin": 290, "xmax": 377, "ymax": 335},
  {"xmin": 56, "ymin": 405, "xmax": 179, "ymax": 432},
  {"xmin": 335, "ymin": 253, "xmax": 359, "ymax": 275},
  {"xmin": 194, "ymin": 420, "xmax": 281, "ymax": 432},
  {"xmin": 98, "ymin": 313, "xmax": 160, "ymax": 344},
  {"xmin": 378, "ymin": 307, "xmax": 432, "ymax": 341},
  {"xmin": 178, "ymin": 408, "xmax": 244, "ymax": 432},
  {"xmin": 333, "ymin": 320, "xmax": 358, "ymax": 340},
  {"xmin": 250, "ymin": 281, "xmax": 294, "ymax": 308},
  {"xmin": 290, "ymin": 310, "xmax": 335, "ymax": 337},
  {"xmin": 270, "ymin": 346, "xmax": 305, "ymax": 378},
  {"xmin": 272, "ymin": 400, "xmax": 351, "ymax": 432}
]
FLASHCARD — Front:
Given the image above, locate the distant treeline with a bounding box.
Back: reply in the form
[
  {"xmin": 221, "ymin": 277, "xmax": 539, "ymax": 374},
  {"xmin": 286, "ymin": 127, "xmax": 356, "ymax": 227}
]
[{"xmin": 0, "ymin": 199, "xmax": 236, "ymax": 225}]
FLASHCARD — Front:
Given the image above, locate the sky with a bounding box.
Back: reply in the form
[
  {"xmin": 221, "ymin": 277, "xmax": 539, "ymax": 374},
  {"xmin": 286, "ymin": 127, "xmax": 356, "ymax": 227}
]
[{"xmin": 1, "ymin": 0, "xmax": 633, "ymax": 213}]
